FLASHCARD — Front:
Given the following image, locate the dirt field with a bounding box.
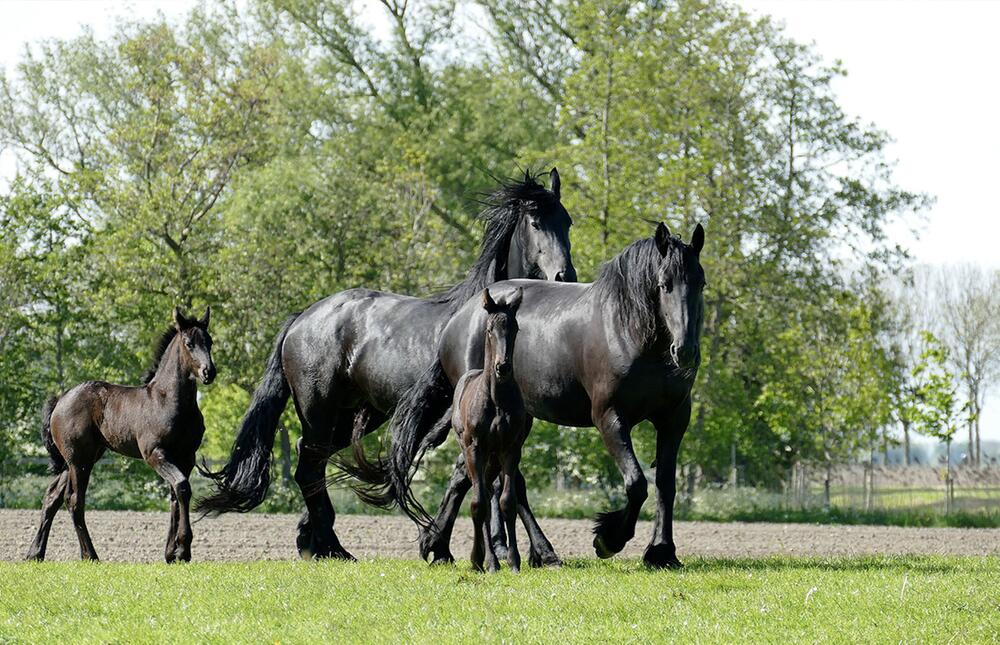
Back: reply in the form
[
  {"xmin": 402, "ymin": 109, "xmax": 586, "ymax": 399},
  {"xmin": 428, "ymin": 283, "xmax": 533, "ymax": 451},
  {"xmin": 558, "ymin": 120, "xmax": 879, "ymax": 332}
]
[{"xmin": 3, "ymin": 509, "xmax": 998, "ymax": 563}]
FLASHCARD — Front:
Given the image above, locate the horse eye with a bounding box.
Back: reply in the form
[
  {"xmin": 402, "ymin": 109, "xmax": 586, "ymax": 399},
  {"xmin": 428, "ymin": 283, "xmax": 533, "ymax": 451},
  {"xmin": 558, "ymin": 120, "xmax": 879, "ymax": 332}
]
[
  {"xmin": 662, "ymin": 279, "xmax": 673, "ymax": 293},
  {"xmin": 530, "ymin": 219, "xmax": 540, "ymax": 230}
]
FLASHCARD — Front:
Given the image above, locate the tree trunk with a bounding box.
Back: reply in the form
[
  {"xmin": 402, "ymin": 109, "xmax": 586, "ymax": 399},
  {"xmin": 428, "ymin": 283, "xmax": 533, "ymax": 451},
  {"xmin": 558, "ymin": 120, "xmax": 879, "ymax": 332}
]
[
  {"xmin": 975, "ymin": 411, "xmax": 982, "ymax": 467},
  {"xmin": 945, "ymin": 438, "xmax": 953, "ymax": 514},
  {"xmin": 599, "ymin": 56, "xmax": 613, "ymax": 256},
  {"xmin": 967, "ymin": 414, "xmax": 975, "ymax": 467},
  {"xmin": 902, "ymin": 419, "xmax": 912, "ymax": 466},
  {"xmin": 730, "ymin": 441, "xmax": 738, "ymax": 488},
  {"xmin": 823, "ymin": 458, "xmax": 832, "ymax": 512}
]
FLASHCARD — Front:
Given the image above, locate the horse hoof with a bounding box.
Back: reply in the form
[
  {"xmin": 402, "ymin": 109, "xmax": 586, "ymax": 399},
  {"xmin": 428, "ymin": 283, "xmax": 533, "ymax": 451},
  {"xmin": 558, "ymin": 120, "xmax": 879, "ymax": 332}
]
[
  {"xmin": 331, "ymin": 549, "xmax": 357, "ymax": 562},
  {"xmin": 643, "ymin": 544, "xmax": 683, "ymax": 570},
  {"xmin": 593, "ymin": 535, "xmax": 615, "ymax": 559},
  {"xmin": 314, "ymin": 547, "xmax": 356, "ymax": 562},
  {"xmin": 492, "ymin": 544, "xmax": 509, "ymax": 561},
  {"xmin": 429, "ymin": 553, "xmax": 455, "ymax": 566},
  {"xmin": 529, "ymin": 550, "xmax": 563, "ymax": 568}
]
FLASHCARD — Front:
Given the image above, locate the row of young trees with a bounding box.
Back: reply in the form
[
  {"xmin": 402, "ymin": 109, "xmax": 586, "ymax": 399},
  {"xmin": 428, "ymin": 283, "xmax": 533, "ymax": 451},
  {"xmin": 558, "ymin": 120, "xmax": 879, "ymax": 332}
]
[{"xmin": 0, "ymin": 0, "xmax": 987, "ymax": 499}]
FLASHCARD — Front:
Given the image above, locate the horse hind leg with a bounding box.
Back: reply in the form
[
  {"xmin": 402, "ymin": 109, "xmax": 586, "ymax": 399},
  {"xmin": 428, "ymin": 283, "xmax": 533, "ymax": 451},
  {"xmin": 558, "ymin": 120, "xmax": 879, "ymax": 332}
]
[
  {"xmin": 513, "ymin": 470, "xmax": 562, "ymax": 568},
  {"xmin": 25, "ymin": 470, "xmax": 69, "ymax": 561},
  {"xmin": 66, "ymin": 463, "xmax": 99, "ymax": 561},
  {"xmin": 295, "ymin": 405, "xmax": 374, "ymax": 561}
]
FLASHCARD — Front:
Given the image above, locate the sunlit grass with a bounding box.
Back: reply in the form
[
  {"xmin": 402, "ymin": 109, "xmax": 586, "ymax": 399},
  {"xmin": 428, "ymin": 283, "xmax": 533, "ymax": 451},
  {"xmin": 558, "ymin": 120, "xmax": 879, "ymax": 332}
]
[{"xmin": 1, "ymin": 556, "xmax": 998, "ymax": 643}]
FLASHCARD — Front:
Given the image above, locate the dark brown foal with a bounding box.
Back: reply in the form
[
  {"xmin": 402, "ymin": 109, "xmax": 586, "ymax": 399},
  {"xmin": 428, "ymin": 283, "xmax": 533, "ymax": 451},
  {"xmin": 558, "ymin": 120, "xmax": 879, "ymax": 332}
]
[
  {"xmin": 25, "ymin": 307, "xmax": 215, "ymax": 562},
  {"xmin": 451, "ymin": 287, "xmax": 526, "ymax": 573}
]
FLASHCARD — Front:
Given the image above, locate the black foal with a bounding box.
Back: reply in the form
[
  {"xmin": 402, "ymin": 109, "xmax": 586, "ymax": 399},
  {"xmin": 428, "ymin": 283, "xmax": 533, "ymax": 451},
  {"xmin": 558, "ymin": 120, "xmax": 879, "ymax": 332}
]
[
  {"xmin": 451, "ymin": 288, "xmax": 527, "ymax": 572},
  {"xmin": 26, "ymin": 307, "xmax": 215, "ymax": 562}
]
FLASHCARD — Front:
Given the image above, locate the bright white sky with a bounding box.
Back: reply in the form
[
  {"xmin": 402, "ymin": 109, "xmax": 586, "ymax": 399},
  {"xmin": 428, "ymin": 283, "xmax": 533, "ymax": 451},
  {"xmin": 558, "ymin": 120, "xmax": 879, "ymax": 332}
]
[{"xmin": 2, "ymin": 1, "xmax": 999, "ymax": 442}]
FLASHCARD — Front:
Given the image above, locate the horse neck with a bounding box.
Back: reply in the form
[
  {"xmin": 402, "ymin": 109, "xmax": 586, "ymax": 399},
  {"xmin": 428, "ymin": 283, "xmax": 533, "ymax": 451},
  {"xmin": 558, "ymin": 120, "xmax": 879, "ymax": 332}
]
[
  {"xmin": 592, "ymin": 286, "xmax": 659, "ymax": 360},
  {"xmin": 150, "ymin": 339, "xmax": 197, "ymax": 402}
]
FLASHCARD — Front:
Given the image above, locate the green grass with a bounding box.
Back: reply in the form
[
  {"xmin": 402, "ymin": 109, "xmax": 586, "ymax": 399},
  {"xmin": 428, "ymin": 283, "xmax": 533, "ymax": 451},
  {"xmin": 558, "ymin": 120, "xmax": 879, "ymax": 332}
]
[{"xmin": 1, "ymin": 557, "xmax": 998, "ymax": 643}]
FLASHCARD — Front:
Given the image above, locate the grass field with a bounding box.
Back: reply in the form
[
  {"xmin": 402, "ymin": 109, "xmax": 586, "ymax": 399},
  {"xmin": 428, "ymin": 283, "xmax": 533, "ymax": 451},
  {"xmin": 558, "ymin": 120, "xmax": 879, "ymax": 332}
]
[{"xmin": 1, "ymin": 557, "xmax": 997, "ymax": 643}]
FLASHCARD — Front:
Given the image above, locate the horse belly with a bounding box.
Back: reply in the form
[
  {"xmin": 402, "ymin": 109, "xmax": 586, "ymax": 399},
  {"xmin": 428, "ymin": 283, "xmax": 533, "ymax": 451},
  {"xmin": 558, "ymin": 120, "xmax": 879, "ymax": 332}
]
[
  {"xmin": 515, "ymin": 368, "xmax": 593, "ymax": 427},
  {"xmin": 97, "ymin": 398, "xmax": 145, "ymax": 459}
]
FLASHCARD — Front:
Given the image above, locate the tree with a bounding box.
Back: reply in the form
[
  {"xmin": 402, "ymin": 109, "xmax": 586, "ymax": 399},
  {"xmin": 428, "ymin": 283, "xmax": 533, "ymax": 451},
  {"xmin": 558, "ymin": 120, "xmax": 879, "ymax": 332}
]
[
  {"xmin": 929, "ymin": 265, "xmax": 1000, "ymax": 466},
  {"xmin": 911, "ymin": 331, "xmax": 968, "ymax": 512}
]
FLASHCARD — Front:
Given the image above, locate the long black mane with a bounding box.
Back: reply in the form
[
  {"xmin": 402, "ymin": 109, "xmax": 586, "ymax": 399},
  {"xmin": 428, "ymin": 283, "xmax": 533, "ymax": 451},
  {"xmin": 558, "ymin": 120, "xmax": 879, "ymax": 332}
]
[
  {"xmin": 142, "ymin": 327, "xmax": 178, "ymax": 384},
  {"xmin": 436, "ymin": 170, "xmax": 558, "ymax": 309},
  {"xmin": 594, "ymin": 234, "xmax": 688, "ymax": 346}
]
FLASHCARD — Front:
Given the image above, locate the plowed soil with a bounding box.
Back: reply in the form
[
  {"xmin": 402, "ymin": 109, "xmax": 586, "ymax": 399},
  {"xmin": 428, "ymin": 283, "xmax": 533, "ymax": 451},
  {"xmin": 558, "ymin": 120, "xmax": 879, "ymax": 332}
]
[{"xmin": 3, "ymin": 509, "xmax": 998, "ymax": 563}]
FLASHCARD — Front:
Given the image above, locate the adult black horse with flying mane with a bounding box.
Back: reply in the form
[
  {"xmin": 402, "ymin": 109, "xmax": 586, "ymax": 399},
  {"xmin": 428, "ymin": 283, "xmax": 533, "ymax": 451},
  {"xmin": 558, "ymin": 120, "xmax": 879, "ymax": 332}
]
[
  {"xmin": 196, "ymin": 169, "xmax": 576, "ymax": 561},
  {"xmin": 358, "ymin": 222, "xmax": 705, "ymax": 569}
]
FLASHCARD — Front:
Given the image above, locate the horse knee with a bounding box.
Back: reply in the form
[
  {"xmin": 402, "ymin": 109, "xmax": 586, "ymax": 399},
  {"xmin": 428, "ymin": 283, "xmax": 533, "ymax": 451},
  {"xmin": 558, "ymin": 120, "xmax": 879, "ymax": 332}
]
[
  {"xmin": 175, "ymin": 479, "xmax": 192, "ymax": 503},
  {"xmin": 625, "ymin": 473, "xmax": 648, "ymax": 507},
  {"xmin": 294, "ymin": 459, "xmax": 324, "ymax": 489},
  {"xmin": 499, "ymin": 489, "xmax": 517, "ymax": 519}
]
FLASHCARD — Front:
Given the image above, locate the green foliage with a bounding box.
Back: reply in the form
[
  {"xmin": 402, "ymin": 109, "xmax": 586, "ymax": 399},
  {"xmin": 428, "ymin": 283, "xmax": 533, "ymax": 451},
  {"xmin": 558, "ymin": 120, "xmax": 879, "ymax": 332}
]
[
  {"xmin": 0, "ymin": 0, "xmax": 930, "ymax": 506},
  {"xmin": 911, "ymin": 332, "xmax": 968, "ymax": 444}
]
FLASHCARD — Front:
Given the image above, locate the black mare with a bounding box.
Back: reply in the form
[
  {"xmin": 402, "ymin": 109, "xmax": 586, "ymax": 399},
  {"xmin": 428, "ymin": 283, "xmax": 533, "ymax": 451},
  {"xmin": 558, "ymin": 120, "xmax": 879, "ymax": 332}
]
[
  {"xmin": 367, "ymin": 223, "xmax": 705, "ymax": 569},
  {"xmin": 197, "ymin": 170, "xmax": 576, "ymax": 561}
]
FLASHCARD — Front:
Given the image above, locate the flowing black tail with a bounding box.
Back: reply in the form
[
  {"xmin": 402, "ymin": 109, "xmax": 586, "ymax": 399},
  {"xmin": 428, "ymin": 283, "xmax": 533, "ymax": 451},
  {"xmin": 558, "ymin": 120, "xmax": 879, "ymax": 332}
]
[
  {"xmin": 40, "ymin": 396, "xmax": 65, "ymax": 474},
  {"xmin": 195, "ymin": 313, "xmax": 300, "ymax": 516},
  {"xmin": 386, "ymin": 360, "xmax": 456, "ymax": 528}
]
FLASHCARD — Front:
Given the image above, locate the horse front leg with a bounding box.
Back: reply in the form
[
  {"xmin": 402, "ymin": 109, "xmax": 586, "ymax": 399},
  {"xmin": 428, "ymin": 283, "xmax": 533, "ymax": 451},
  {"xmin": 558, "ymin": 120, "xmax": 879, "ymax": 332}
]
[
  {"xmin": 164, "ymin": 488, "xmax": 179, "ymax": 563},
  {"xmin": 644, "ymin": 397, "xmax": 690, "ymax": 569},
  {"xmin": 147, "ymin": 449, "xmax": 193, "ymax": 562},
  {"xmin": 592, "ymin": 409, "xmax": 646, "ymax": 559},
  {"xmin": 499, "ymin": 463, "xmax": 521, "ymax": 573}
]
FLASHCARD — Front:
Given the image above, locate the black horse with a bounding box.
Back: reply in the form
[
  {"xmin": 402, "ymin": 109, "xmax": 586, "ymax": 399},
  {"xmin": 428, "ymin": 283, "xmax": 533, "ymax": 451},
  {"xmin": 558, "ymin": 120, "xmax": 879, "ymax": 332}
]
[
  {"xmin": 26, "ymin": 307, "xmax": 215, "ymax": 562},
  {"xmin": 366, "ymin": 223, "xmax": 705, "ymax": 569},
  {"xmin": 197, "ymin": 170, "xmax": 576, "ymax": 561}
]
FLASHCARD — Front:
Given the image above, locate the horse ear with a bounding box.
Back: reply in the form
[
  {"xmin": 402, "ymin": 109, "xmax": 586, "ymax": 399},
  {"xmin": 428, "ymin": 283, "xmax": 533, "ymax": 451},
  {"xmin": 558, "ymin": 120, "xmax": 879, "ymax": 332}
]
[
  {"xmin": 199, "ymin": 306, "xmax": 211, "ymax": 329},
  {"xmin": 507, "ymin": 287, "xmax": 524, "ymax": 312},
  {"xmin": 481, "ymin": 288, "xmax": 498, "ymax": 313},
  {"xmin": 549, "ymin": 167, "xmax": 561, "ymax": 200},
  {"xmin": 691, "ymin": 223, "xmax": 705, "ymax": 255},
  {"xmin": 654, "ymin": 222, "xmax": 671, "ymax": 256},
  {"xmin": 173, "ymin": 307, "xmax": 188, "ymax": 330}
]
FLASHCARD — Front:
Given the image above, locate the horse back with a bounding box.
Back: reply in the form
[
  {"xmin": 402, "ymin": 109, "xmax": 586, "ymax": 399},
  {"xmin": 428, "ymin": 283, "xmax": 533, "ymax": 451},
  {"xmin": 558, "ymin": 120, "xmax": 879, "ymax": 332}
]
[{"xmin": 285, "ymin": 288, "xmax": 454, "ymax": 413}]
